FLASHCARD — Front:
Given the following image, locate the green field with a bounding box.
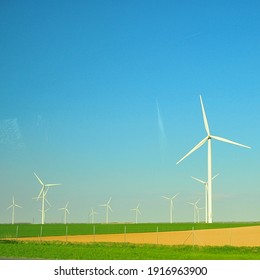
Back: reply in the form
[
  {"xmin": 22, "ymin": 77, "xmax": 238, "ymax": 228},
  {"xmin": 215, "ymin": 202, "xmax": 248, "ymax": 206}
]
[
  {"xmin": 1, "ymin": 240, "xmax": 260, "ymax": 260},
  {"xmin": 1, "ymin": 222, "xmax": 260, "ymax": 238},
  {"xmin": 1, "ymin": 222, "xmax": 260, "ymax": 260}
]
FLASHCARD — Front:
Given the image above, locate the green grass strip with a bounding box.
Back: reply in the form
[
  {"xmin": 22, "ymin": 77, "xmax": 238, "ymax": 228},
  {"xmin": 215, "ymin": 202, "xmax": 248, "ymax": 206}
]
[
  {"xmin": 0, "ymin": 240, "xmax": 260, "ymax": 260},
  {"xmin": 1, "ymin": 222, "xmax": 260, "ymax": 238}
]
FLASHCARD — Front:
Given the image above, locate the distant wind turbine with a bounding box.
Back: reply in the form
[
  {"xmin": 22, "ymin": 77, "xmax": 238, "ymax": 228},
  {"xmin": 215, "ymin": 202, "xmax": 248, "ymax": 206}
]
[
  {"xmin": 89, "ymin": 208, "xmax": 98, "ymax": 224},
  {"xmin": 162, "ymin": 193, "xmax": 179, "ymax": 223},
  {"xmin": 187, "ymin": 199, "xmax": 200, "ymax": 223},
  {"xmin": 191, "ymin": 173, "xmax": 219, "ymax": 223},
  {"xmin": 197, "ymin": 206, "xmax": 204, "ymax": 223},
  {"xmin": 59, "ymin": 202, "xmax": 70, "ymax": 224},
  {"xmin": 99, "ymin": 197, "xmax": 112, "ymax": 224},
  {"xmin": 177, "ymin": 95, "xmax": 251, "ymax": 223},
  {"xmin": 7, "ymin": 196, "xmax": 22, "ymax": 224},
  {"xmin": 34, "ymin": 172, "xmax": 61, "ymax": 224},
  {"xmin": 131, "ymin": 204, "xmax": 141, "ymax": 224}
]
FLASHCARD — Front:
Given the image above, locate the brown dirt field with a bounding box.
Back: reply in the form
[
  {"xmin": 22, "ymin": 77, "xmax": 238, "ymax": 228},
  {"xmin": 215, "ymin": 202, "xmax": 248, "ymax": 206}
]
[{"xmin": 17, "ymin": 225, "xmax": 260, "ymax": 247}]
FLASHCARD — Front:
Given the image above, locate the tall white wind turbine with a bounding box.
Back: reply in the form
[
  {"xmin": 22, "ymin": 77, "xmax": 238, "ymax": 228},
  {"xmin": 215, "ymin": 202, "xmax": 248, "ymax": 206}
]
[
  {"xmin": 59, "ymin": 202, "xmax": 70, "ymax": 224},
  {"xmin": 191, "ymin": 173, "xmax": 219, "ymax": 223},
  {"xmin": 99, "ymin": 197, "xmax": 112, "ymax": 224},
  {"xmin": 131, "ymin": 204, "xmax": 141, "ymax": 224},
  {"xmin": 187, "ymin": 199, "xmax": 200, "ymax": 223},
  {"xmin": 177, "ymin": 95, "xmax": 251, "ymax": 223},
  {"xmin": 7, "ymin": 196, "xmax": 22, "ymax": 224},
  {"xmin": 161, "ymin": 193, "xmax": 179, "ymax": 223},
  {"xmin": 89, "ymin": 208, "xmax": 98, "ymax": 224},
  {"xmin": 34, "ymin": 172, "xmax": 61, "ymax": 224}
]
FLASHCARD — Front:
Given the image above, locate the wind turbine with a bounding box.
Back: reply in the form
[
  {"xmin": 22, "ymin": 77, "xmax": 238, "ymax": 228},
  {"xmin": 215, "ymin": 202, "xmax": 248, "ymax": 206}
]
[
  {"xmin": 34, "ymin": 172, "xmax": 61, "ymax": 224},
  {"xmin": 59, "ymin": 202, "xmax": 70, "ymax": 224},
  {"xmin": 191, "ymin": 173, "xmax": 219, "ymax": 223},
  {"xmin": 161, "ymin": 193, "xmax": 179, "ymax": 223},
  {"xmin": 89, "ymin": 208, "xmax": 98, "ymax": 224},
  {"xmin": 187, "ymin": 199, "xmax": 200, "ymax": 223},
  {"xmin": 177, "ymin": 95, "xmax": 251, "ymax": 223},
  {"xmin": 7, "ymin": 196, "xmax": 22, "ymax": 224},
  {"xmin": 197, "ymin": 206, "xmax": 204, "ymax": 223},
  {"xmin": 33, "ymin": 194, "xmax": 52, "ymax": 218},
  {"xmin": 131, "ymin": 203, "xmax": 141, "ymax": 224},
  {"xmin": 99, "ymin": 197, "xmax": 112, "ymax": 224}
]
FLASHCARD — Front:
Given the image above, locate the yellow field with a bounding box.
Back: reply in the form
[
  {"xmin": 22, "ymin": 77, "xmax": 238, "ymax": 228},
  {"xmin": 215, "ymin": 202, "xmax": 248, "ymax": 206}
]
[{"xmin": 18, "ymin": 225, "xmax": 260, "ymax": 247}]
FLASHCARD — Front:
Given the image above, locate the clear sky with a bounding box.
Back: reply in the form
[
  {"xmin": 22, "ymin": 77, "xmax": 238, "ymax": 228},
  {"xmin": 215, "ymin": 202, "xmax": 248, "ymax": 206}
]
[{"xmin": 0, "ymin": 0, "xmax": 259, "ymax": 224}]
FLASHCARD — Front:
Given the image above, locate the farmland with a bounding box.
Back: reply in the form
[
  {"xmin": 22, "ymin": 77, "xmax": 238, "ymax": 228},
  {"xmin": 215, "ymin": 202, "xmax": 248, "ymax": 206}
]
[
  {"xmin": 1, "ymin": 222, "xmax": 260, "ymax": 238},
  {"xmin": 1, "ymin": 222, "xmax": 260, "ymax": 260}
]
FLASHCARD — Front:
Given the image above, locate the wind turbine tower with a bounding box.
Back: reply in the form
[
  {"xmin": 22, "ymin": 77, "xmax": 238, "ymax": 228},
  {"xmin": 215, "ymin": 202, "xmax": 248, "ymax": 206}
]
[
  {"xmin": 59, "ymin": 202, "xmax": 70, "ymax": 224},
  {"xmin": 197, "ymin": 206, "xmax": 204, "ymax": 223},
  {"xmin": 161, "ymin": 193, "xmax": 179, "ymax": 223},
  {"xmin": 7, "ymin": 196, "xmax": 22, "ymax": 224},
  {"xmin": 89, "ymin": 208, "xmax": 98, "ymax": 224},
  {"xmin": 177, "ymin": 96, "xmax": 251, "ymax": 223},
  {"xmin": 187, "ymin": 199, "xmax": 200, "ymax": 223},
  {"xmin": 99, "ymin": 197, "xmax": 112, "ymax": 224},
  {"xmin": 34, "ymin": 172, "xmax": 61, "ymax": 224},
  {"xmin": 191, "ymin": 173, "xmax": 219, "ymax": 223},
  {"xmin": 131, "ymin": 204, "xmax": 141, "ymax": 224}
]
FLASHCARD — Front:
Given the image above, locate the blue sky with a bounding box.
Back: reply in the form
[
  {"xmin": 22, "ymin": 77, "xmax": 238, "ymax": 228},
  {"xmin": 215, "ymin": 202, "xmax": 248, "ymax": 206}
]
[{"xmin": 0, "ymin": 0, "xmax": 259, "ymax": 224}]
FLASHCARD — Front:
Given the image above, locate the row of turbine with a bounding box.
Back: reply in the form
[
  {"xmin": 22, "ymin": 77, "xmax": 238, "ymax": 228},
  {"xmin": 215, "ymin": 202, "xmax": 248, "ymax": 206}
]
[
  {"xmin": 7, "ymin": 175, "xmax": 212, "ymax": 225},
  {"xmin": 5, "ymin": 95, "xmax": 251, "ymax": 225}
]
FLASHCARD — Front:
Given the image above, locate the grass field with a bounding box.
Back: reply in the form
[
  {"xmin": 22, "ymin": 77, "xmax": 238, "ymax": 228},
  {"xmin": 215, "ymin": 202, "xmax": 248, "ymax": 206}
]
[
  {"xmin": 1, "ymin": 240, "xmax": 260, "ymax": 260},
  {"xmin": 1, "ymin": 222, "xmax": 260, "ymax": 260},
  {"xmin": 1, "ymin": 222, "xmax": 260, "ymax": 238}
]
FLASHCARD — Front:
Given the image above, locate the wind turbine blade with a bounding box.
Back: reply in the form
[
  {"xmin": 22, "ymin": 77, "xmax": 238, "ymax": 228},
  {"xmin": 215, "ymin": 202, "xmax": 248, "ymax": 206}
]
[
  {"xmin": 37, "ymin": 187, "xmax": 44, "ymax": 200},
  {"xmin": 15, "ymin": 204, "xmax": 22, "ymax": 208},
  {"xmin": 191, "ymin": 176, "xmax": 206, "ymax": 184},
  {"xmin": 137, "ymin": 209, "xmax": 141, "ymax": 215},
  {"xmin": 161, "ymin": 196, "xmax": 170, "ymax": 200},
  {"xmin": 171, "ymin": 193, "xmax": 179, "ymax": 200},
  {"xmin": 34, "ymin": 172, "xmax": 44, "ymax": 186},
  {"xmin": 212, "ymin": 173, "xmax": 220, "ymax": 181},
  {"xmin": 45, "ymin": 197, "xmax": 51, "ymax": 207},
  {"xmin": 44, "ymin": 187, "xmax": 49, "ymax": 196},
  {"xmin": 186, "ymin": 202, "xmax": 194, "ymax": 206},
  {"xmin": 99, "ymin": 204, "xmax": 106, "ymax": 207},
  {"xmin": 200, "ymin": 95, "xmax": 210, "ymax": 135},
  {"xmin": 45, "ymin": 183, "xmax": 61, "ymax": 187},
  {"xmin": 7, "ymin": 205, "xmax": 12, "ymax": 210},
  {"xmin": 211, "ymin": 135, "xmax": 251, "ymax": 149},
  {"xmin": 107, "ymin": 197, "xmax": 112, "ymax": 204},
  {"xmin": 176, "ymin": 136, "xmax": 208, "ymax": 165},
  {"xmin": 108, "ymin": 205, "xmax": 113, "ymax": 212}
]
